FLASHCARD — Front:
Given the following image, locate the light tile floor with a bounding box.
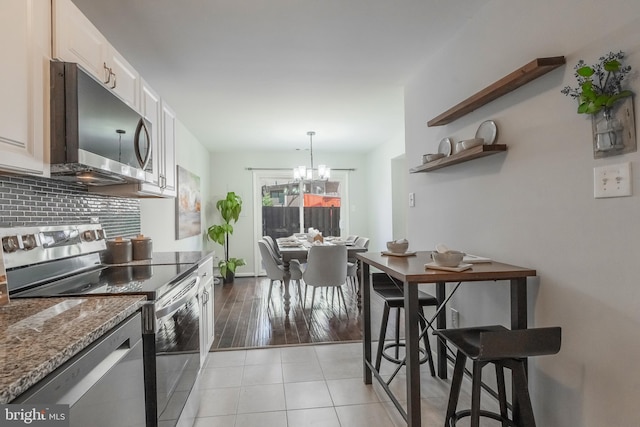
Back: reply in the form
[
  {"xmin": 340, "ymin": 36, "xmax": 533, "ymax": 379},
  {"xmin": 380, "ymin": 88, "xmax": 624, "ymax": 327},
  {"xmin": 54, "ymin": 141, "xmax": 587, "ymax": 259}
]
[{"xmin": 195, "ymin": 342, "xmax": 500, "ymax": 427}]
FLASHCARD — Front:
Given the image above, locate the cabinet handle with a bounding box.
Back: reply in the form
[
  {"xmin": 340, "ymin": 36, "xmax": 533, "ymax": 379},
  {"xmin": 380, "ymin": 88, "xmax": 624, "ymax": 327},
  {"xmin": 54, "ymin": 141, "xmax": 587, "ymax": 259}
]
[
  {"xmin": 110, "ymin": 71, "xmax": 117, "ymax": 89},
  {"xmin": 103, "ymin": 63, "xmax": 112, "ymax": 84},
  {"xmin": 134, "ymin": 119, "xmax": 152, "ymax": 170}
]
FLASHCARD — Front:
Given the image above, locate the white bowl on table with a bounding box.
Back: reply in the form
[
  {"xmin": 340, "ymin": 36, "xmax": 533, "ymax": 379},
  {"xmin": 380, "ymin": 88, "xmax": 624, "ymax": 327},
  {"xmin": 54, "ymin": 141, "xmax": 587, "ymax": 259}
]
[
  {"xmin": 387, "ymin": 240, "xmax": 409, "ymax": 254},
  {"xmin": 431, "ymin": 250, "xmax": 465, "ymax": 267}
]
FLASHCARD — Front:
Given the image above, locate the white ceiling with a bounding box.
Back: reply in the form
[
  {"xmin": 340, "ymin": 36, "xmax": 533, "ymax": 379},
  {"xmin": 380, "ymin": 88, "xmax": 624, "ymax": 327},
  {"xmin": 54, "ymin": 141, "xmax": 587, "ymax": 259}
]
[{"xmin": 70, "ymin": 0, "xmax": 488, "ymax": 153}]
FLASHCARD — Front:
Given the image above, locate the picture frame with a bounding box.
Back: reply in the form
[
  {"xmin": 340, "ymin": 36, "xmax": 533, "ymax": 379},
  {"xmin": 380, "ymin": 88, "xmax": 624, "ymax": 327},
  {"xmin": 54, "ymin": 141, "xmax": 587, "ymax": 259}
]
[{"xmin": 175, "ymin": 165, "xmax": 201, "ymax": 239}]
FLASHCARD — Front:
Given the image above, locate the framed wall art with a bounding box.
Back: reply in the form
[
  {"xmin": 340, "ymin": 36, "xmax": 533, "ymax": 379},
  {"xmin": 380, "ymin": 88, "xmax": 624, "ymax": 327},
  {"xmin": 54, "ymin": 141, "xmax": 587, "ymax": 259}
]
[{"xmin": 175, "ymin": 165, "xmax": 201, "ymax": 239}]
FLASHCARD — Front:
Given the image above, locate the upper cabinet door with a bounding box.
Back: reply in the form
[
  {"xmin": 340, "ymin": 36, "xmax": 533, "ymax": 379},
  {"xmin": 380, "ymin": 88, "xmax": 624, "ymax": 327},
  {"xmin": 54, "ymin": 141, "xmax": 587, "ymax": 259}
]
[
  {"xmin": 161, "ymin": 102, "xmax": 177, "ymax": 196},
  {"xmin": 108, "ymin": 49, "xmax": 140, "ymax": 109},
  {"xmin": 52, "ymin": 0, "xmax": 108, "ymax": 82},
  {"xmin": 52, "ymin": 0, "xmax": 139, "ymax": 109},
  {"xmin": 0, "ymin": 0, "xmax": 50, "ymax": 176},
  {"xmin": 140, "ymin": 80, "xmax": 162, "ymax": 187}
]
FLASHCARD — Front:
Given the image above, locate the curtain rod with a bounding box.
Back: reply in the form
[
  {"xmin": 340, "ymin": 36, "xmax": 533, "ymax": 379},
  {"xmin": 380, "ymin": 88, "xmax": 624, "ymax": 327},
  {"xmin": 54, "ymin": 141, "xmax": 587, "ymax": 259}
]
[{"xmin": 245, "ymin": 167, "xmax": 356, "ymax": 171}]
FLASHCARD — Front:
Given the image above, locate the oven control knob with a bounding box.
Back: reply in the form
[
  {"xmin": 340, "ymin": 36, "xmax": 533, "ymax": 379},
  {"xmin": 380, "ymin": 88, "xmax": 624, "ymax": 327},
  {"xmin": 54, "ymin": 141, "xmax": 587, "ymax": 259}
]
[
  {"xmin": 95, "ymin": 229, "xmax": 105, "ymax": 240},
  {"xmin": 21, "ymin": 234, "xmax": 38, "ymax": 250},
  {"xmin": 2, "ymin": 236, "xmax": 19, "ymax": 253},
  {"xmin": 82, "ymin": 230, "xmax": 95, "ymax": 242}
]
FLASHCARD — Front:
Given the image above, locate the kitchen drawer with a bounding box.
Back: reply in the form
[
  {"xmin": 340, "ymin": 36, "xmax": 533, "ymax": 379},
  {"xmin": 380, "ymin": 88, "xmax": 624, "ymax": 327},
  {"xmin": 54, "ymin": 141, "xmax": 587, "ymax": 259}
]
[{"xmin": 198, "ymin": 256, "xmax": 214, "ymax": 279}]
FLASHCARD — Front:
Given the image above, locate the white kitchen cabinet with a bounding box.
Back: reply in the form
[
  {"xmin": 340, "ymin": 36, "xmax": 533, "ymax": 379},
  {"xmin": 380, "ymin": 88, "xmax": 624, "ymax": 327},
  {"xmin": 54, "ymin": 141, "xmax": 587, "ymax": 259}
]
[
  {"xmin": 160, "ymin": 102, "xmax": 177, "ymax": 196},
  {"xmin": 51, "ymin": 0, "xmax": 106, "ymax": 81},
  {"xmin": 105, "ymin": 48, "xmax": 140, "ymax": 109},
  {"xmin": 199, "ymin": 257, "xmax": 215, "ymax": 367},
  {"xmin": 52, "ymin": 0, "xmax": 139, "ymax": 109},
  {"xmin": 0, "ymin": 0, "xmax": 50, "ymax": 176},
  {"xmin": 140, "ymin": 80, "xmax": 162, "ymax": 187}
]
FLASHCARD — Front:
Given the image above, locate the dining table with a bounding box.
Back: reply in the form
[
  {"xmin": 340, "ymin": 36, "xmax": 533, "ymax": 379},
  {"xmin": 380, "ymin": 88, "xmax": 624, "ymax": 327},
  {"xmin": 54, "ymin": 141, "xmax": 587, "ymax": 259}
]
[
  {"xmin": 356, "ymin": 250, "xmax": 536, "ymax": 427},
  {"xmin": 277, "ymin": 237, "xmax": 367, "ymax": 316}
]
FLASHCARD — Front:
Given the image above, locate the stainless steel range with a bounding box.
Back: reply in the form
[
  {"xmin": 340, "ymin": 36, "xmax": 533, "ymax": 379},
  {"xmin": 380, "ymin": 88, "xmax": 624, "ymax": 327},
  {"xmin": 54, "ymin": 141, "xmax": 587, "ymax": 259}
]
[{"xmin": 1, "ymin": 224, "xmax": 201, "ymax": 427}]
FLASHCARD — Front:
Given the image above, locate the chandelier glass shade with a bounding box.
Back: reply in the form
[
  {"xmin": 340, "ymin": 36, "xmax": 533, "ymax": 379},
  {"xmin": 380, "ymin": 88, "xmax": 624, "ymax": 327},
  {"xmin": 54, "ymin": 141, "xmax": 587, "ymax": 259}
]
[{"xmin": 294, "ymin": 131, "xmax": 330, "ymax": 181}]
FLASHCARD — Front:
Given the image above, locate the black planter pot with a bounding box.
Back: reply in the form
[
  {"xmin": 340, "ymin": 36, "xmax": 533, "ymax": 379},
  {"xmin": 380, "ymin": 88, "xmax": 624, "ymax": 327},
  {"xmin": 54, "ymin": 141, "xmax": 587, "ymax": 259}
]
[{"xmin": 223, "ymin": 270, "xmax": 235, "ymax": 283}]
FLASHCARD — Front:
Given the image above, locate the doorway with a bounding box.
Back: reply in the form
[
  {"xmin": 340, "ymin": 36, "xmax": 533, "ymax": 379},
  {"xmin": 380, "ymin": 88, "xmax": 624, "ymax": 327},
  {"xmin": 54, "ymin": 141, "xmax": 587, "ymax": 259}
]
[{"xmin": 252, "ymin": 170, "xmax": 351, "ymax": 273}]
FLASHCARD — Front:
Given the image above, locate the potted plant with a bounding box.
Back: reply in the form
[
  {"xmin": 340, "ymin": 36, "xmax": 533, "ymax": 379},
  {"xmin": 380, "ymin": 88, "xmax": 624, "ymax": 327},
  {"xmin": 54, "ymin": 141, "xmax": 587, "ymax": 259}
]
[
  {"xmin": 561, "ymin": 51, "xmax": 634, "ymax": 153},
  {"xmin": 207, "ymin": 191, "xmax": 246, "ymax": 283},
  {"xmin": 561, "ymin": 51, "xmax": 633, "ymax": 114}
]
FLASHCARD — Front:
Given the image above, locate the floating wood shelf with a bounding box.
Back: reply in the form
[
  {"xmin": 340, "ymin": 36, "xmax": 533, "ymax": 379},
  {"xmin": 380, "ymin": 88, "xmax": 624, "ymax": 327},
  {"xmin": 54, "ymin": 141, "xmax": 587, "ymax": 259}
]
[
  {"xmin": 410, "ymin": 144, "xmax": 507, "ymax": 173},
  {"xmin": 427, "ymin": 57, "xmax": 566, "ymax": 127}
]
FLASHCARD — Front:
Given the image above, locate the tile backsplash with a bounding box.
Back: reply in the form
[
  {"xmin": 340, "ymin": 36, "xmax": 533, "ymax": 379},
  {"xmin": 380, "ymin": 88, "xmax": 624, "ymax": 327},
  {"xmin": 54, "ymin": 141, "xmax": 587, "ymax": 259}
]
[{"xmin": 0, "ymin": 175, "xmax": 140, "ymax": 238}]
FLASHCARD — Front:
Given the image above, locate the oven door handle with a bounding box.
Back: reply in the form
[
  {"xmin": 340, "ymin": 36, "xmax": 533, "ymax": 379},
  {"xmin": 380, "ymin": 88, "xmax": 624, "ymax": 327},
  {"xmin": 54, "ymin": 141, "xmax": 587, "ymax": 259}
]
[{"xmin": 155, "ymin": 276, "xmax": 200, "ymax": 321}]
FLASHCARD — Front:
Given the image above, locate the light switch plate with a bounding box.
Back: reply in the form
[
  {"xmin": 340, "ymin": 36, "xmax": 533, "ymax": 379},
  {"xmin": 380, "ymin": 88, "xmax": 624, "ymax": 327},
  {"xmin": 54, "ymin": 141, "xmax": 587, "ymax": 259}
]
[{"xmin": 593, "ymin": 162, "xmax": 632, "ymax": 198}]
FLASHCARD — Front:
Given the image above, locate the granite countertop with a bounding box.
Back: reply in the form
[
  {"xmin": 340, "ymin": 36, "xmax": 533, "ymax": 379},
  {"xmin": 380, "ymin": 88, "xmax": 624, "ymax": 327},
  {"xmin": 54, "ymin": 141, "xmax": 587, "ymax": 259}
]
[{"xmin": 0, "ymin": 295, "xmax": 146, "ymax": 403}]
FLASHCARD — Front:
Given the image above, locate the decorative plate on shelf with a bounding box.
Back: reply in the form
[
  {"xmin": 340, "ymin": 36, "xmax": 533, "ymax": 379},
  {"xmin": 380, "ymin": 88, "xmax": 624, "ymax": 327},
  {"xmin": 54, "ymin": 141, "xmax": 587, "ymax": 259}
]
[
  {"xmin": 476, "ymin": 120, "xmax": 498, "ymax": 145},
  {"xmin": 437, "ymin": 137, "xmax": 453, "ymax": 156}
]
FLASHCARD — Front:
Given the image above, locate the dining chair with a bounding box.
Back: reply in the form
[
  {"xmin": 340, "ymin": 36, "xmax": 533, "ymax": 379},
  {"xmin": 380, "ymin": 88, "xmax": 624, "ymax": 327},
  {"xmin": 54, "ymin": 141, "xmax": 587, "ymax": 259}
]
[
  {"xmin": 302, "ymin": 244, "xmax": 348, "ymax": 313},
  {"xmin": 262, "ymin": 235, "xmax": 282, "ymax": 261},
  {"xmin": 347, "ymin": 236, "xmax": 369, "ymax": 291},
  {"xmin": 262, "ymin": 235, "xmax": 304, "ymax": 280},
  {"xmin": 257, "ymin": 240, "xmax": 302, "ymax": 301}
]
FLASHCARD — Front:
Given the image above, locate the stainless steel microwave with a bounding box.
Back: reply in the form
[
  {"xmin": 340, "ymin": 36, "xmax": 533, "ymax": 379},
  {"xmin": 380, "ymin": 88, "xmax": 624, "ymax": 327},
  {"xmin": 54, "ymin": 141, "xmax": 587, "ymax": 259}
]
[{"xmin": 50, "ymin": 61, "xmax": 153, "ymax": 186}]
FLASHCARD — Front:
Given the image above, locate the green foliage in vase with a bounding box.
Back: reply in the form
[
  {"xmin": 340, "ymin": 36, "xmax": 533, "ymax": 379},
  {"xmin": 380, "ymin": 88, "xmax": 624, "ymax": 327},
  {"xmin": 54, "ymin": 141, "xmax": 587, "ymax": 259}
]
[{"xmin": 561, "ymin": 51, "xmax": 633, "ymax": 114}]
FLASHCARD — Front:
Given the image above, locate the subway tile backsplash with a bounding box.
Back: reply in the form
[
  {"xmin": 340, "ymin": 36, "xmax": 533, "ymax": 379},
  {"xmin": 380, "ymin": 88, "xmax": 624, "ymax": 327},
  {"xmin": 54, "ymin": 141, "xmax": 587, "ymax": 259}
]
[{"xmin": 0, "ymin": 175, "xmax": 140, "ymax": 238}]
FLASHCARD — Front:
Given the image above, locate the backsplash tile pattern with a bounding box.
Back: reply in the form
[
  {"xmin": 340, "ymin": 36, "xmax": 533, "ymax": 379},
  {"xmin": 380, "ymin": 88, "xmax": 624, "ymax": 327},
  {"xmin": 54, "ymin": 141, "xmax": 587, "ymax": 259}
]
[{"xmin": 0, "ymin": 175, "xmax": 140, "ymax": 238}]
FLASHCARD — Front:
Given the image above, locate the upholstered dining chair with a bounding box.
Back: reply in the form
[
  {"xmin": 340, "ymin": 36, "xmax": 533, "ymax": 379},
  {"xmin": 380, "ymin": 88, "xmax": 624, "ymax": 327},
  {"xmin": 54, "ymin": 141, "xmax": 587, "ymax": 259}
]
[
  {"xmin": 262, "ymin": 235, "xmax": 282, "ymax": 262},
  {"xmin": 263, "ymin": 235, "xmax": 304, "ymax": 282},
  {"xmin": 257, "ymin": 240, "xmax": 302, "ymax": 301},
  {"xmin": 302, "ymin": 244, "xmax": 348, "ymax": 313},
  {"xmin": 347, "ymin": 236, "xmax": 369, "ymax": 291}
]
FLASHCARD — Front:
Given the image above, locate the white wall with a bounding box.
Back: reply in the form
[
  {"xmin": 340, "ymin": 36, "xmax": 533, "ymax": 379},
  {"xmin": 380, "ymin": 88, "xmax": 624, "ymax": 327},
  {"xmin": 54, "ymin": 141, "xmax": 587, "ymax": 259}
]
[
  {"xmin": 208, "ymin": 149, "xmax": 369, "ymax": 275},
  {"xmin": 366, "ymin": 132, "xmax": 406, "ymax": 251},
  {"xmin": 140, "ymin": 120, "xmax": 212, "ymax": 252},
  {"xmin": 405, "ymin": 1, "xmax": 640, "ymax": 425}
]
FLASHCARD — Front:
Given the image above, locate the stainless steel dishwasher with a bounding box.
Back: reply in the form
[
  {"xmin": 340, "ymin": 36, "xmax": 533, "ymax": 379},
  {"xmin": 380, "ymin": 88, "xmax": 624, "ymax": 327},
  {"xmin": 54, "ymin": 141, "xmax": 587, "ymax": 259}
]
[{"xmin": 13, "ymin": 313, "xmax": 146, "ymax": 427}]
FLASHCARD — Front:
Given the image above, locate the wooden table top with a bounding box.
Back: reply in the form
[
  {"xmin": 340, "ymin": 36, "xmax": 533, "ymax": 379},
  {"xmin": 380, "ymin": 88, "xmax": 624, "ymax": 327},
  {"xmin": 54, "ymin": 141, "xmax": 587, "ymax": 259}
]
[
  {"xmin": 278, "ymin": 241, "xmax": 367, "ymax": 259},
  {"xmin": 356, "ymin": 251, "xmax": 536, "ymax": 283}
]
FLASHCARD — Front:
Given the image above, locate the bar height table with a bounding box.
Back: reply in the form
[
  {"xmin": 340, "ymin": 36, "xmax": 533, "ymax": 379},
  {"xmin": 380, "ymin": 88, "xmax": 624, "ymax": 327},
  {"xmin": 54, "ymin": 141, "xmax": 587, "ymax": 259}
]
[{"xmin": 356, "ymin": 251, "xmax": 536, "ymax": 427}]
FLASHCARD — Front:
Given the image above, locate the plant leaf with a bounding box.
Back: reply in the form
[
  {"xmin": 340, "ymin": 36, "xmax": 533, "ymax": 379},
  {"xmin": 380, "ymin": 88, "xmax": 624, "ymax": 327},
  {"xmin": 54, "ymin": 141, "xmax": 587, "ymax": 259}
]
[
  {"xmin": 604, "ymin": 60, "xmax": 621, "ymax": 72},
  {"xmin": 580, "ymin": 82, "xmax": 596, "ymax": 100},
  {"xmin": 585, "ymin": 103, "xmax": 602, "ymax": 114},
  {"xmin": 594, "ymin": 95, "xmax": 609, "ymax": 107},
  {"xmin": 577, "ymin": 66, "xmax": 594, "ymax": 77},
  {"xmin": 605, "ymin": 90, "xmax": 633, "ymax": 107},
  {"xmin": 577, "ymin": 103, "xmax": 590, "ymax": 114}
]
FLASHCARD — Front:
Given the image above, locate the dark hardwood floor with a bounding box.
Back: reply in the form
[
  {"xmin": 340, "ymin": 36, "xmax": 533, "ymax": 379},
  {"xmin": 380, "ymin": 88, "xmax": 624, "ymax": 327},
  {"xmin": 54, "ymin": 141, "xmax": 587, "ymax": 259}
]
[{"xmin": 211, "ymin": 276, "xmax": 368, "ymax": 350}]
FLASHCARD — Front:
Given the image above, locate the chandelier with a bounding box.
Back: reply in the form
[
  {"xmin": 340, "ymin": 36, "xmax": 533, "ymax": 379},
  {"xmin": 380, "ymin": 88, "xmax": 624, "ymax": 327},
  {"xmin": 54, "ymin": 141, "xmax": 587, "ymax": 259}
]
[{"xmin": 293, "ymin": 131, "xmax": 330, "ymax": 181}]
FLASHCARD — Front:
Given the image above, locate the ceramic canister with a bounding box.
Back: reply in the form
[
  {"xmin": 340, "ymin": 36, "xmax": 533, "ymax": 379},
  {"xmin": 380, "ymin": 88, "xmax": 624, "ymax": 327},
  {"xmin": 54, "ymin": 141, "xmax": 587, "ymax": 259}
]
[
  {"xmin": 106, "ymin": 237, "xmax": 132, "ymax": 264},
  {"xmin": 131, "ymin": 234, "xmax": 153, "ymax": 260}
]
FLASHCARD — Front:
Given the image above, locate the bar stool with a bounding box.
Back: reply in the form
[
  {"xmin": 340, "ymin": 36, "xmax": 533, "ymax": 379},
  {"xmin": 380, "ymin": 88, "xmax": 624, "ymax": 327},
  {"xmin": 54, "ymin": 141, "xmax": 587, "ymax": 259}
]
[
  {"xmin": 372, "ymin": 273, "xmax": 439, "ymax": 376},
  {"xmin": 434, "ymin": 325, "xmax": 561, "ymax": 427}
]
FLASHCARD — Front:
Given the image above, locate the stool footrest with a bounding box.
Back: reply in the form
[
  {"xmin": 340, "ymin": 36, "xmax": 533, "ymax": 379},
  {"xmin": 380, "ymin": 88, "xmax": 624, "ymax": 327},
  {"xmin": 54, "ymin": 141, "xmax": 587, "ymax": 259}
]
[
  {"xmin": 381, "ymin": 342, "xmax": 430, "ymax": 365},
  {"xmin": 450, "ymin": 409, "xmax": 517, "ymax": 427}
]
